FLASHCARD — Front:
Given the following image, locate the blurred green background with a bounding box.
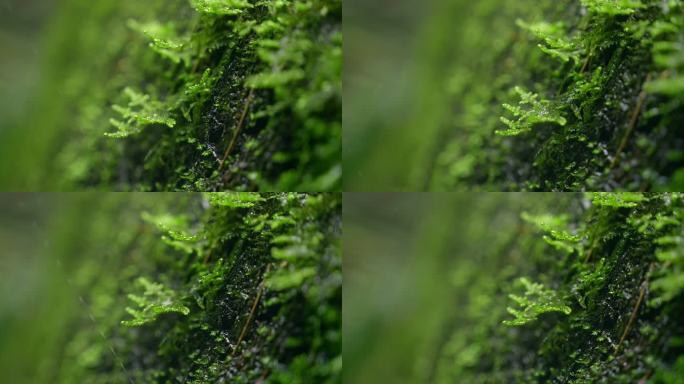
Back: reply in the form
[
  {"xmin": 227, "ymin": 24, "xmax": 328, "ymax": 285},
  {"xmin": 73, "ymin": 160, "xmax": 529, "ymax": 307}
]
[
  {"xmin": 344, "ymin": 0, "xmax": 439, "ymax": 190},
  {"xmin": 0, "ymin": 0, "xmax": 62, "ymax": 189},
  {"xmin": 0, "ymin": 0, "xmax": 188, "ymax": 189},
  {"xmin": 343, "ymin": 0, "xmax": 560, "ymax": 190},
  {"xmin": 343, "ymin": 193, "xmax": 579, "ymax": 383},
  {"xmin": 0, "ymin": 0, "xmax": 342, "ymax": 191},
  {"xmin": 0, "ymin": 0, "xmax": 55, "ymax": 133},
  {"xmin": 0, "ymin": 193, "xmax": 194, "ymax": 382}
]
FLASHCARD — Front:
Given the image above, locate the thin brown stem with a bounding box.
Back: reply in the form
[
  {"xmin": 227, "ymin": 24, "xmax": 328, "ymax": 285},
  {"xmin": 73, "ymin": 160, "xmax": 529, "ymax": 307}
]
[
  {"xmin": 638, "ymin": 369, "xmax": 653, "ymax": 384},
  {"xmin": 610, "ymin": 73, "xmax": 651, "ymax": 170},
  {"xmin": 219, "ymin": 89, "xmax": 255, "ymax": 172},
  {"xmin": 615, "ymin": 263, "xmax": 654, "ymax": 352},
  {"xmin": 615, "ymin": 281, "xmax": 646, "ymax": 352},
  {"xmin": 232, "ymin": 264, "xmax": 271, "ymax": 357}
]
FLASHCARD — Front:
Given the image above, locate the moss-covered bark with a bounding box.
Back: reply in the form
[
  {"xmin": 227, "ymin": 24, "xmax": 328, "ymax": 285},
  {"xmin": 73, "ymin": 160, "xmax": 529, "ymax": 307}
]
[
  {"xmin": 344, "ymin": 0, "xmax": 684, "ymax": 191},
  {"xmin": 3, "ymin": 193, "xmax": 340, "ymax": 383},
  {"xmin": 0, "ymin": 0, "xmax": 341, "ymax": 191},
  {"xmin": 429, "ymin": 1, "xmax": 684, "ymax": 191},
  {"xmin": 427, "ymin": 193, "xmax": 684, "ymax": 382},
  {"xmin": 345, "ymin": 193, "xmax": 684, "ymax": 383}
]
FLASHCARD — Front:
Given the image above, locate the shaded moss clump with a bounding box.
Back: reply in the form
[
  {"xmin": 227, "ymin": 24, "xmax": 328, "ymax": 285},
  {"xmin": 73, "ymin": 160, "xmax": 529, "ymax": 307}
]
[
  {"xmin": 29, "ymin": 193, "xmax": 340, "ymax": 383},
  {"xmin": 425, "ymin": 1, "xmax": 684, "ymax": 191},
  {"xmin": 428, "ymin": 193, "xmax": 684, "ymax": 382},
  {"xmin": 0, "ymin": 0, "xmax": 341, "ymax": 191}
]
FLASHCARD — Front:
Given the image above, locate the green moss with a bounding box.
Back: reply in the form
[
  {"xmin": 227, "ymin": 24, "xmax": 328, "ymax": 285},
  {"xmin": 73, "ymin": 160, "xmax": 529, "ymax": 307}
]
[
  {"xmin": 0, "ymin": 0, "xmax": 341, "ymax": 191},
  {"xmin": 503, "ymin": 277, "xmax": 572, "ymax": 326},
  {"xmin": 416, "ymin": 0, "xmax": 684, "ymax": 190},
  {"xmin": 427, "ymin": 193, "xmax": 684, "ymax": 382},
  {"xmin": 22, "ymin": 193, "xmax": 341, "ymax": 383}
]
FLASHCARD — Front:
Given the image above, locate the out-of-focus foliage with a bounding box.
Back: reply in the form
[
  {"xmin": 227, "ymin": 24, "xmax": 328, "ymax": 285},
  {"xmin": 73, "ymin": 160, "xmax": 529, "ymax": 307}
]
[
  {"xmin": 0, "ymin": 0, "xmax": 341, "ymax": 191},
  {"xmin": 0, "ymin": 193, "xmax": 341, "ymax": 383},
  {"xmin": 345, "ymin": 193, "xmax": 684, "ymax": 383},
  {"xmin": 0, "ymin": 1, "xmax": 56, "ymax": 133},
  {"xmin": 345, "ymin": 0, "xmax": 684, "ymax": 191}
]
